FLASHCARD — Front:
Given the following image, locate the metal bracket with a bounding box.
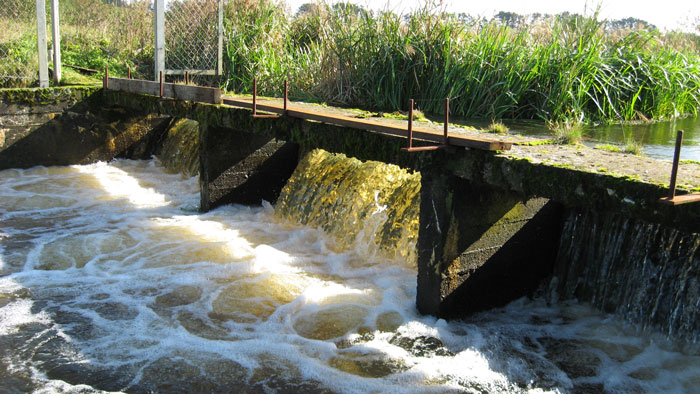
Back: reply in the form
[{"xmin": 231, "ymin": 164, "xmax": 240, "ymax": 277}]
[
  {"xmin": 251, "ymin": 78, "xmax": 283, "ymax": 119},
  {"xmin": 401, "ymin": 98, "xmax": 450, "ymax": 152},
  {"xmin": 660, "ymin": 130, "xmax": 700, "ymax": 205}
]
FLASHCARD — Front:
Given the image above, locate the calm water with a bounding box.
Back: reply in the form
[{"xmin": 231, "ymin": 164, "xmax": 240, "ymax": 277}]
[
  {"xmin": 499, "ymin": 116, "xmax": 700, "ymax": 161},
  {"xmin": 1, "ymin": 160, "xmax": 699, "ymax": 393}
]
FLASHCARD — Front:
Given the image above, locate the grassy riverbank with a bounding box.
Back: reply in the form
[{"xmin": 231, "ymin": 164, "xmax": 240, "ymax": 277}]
[{"xmin": 2, "ymin": 0, "xmax": 699, "ymax": 125}]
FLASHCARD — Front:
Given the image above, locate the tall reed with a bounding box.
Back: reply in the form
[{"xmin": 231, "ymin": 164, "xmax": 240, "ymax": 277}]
[{"xmin": 222, "ymin": 1, "xmax": 700, "ymax": 124}]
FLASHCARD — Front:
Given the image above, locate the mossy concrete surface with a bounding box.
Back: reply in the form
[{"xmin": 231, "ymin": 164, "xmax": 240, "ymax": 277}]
[
  {"xmin": 1, "ymin": 86, "xmax": 170, "ymax": 169},
  {"xmin": 103, "ymin": 89, "xmax": 700, "ymax": 233}
]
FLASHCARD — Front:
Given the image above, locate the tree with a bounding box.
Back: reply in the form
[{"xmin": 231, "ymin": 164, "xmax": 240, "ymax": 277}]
[{"xmin": 494, "ymin": 11, "xmax": 524, "ymax": 28}]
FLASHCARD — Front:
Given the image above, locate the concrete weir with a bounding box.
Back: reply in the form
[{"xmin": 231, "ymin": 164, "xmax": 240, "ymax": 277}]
[{"xmin": 2, "ymin": 86, "xmax": 700, "ymax": 342}]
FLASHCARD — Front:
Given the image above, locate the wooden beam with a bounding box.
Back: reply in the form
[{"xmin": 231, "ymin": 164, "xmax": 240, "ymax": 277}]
[
  {"xmin": 165, "ymin": 69, "xmax": 217, "ymax": 76},
  {"xmin": 659, "ymin": 194, "xmax": 700, "ymax": 206},
  {"xmin": 222, "ymin": 97, "xmax": 511, "ymax": 151},
  {"xmin": 107, "ymin": 77, "xmax": 222, "ymax": 104}
]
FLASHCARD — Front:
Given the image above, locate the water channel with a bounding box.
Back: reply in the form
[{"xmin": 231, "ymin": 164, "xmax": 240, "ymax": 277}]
[{"xmin": 1, "ymin": 156, "xmax": 699, "ymax": 393}]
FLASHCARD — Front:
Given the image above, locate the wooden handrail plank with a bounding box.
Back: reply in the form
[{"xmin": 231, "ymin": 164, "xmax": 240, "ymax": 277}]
[
  {"xmin": 107, "ymin": 77, "xmax": 222, "ymax": 104},
  {"xmin": 222, "ymin": 97, "xmax": 511, "ymax": 151}
]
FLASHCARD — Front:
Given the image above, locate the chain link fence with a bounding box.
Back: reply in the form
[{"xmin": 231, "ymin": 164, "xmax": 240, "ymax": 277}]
[
  {"xmin": 165, "ymin": 0, "xmax": 221, "ymax": 79},
  {"xmin": 0, "ymin": 0, "xmax": 223, "ymax": 88},
  {"xmin": 0, "ymin": 0, "xmax": 39, "ymax": 88}
]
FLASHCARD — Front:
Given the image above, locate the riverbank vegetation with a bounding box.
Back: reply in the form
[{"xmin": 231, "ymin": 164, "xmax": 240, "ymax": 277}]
[{"xmin": 2, "ymin": 0, "xmax": 699, "ymax": 127}]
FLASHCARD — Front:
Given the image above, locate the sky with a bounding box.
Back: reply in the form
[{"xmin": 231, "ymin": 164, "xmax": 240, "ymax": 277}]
[{"xmin": 284, "ymin": 0, "xmax": 700, "ymax": 31}]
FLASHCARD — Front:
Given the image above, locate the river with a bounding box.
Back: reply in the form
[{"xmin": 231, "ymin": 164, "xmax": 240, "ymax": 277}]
[{"xmin": 1, "ymin": 159, "xmax": 699, "ymax": 393}]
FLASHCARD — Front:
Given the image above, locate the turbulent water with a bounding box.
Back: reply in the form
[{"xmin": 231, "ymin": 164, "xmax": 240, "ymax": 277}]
[{"xmin": 1, "ymin": 158, "xmax": 699, "ymax": 393}]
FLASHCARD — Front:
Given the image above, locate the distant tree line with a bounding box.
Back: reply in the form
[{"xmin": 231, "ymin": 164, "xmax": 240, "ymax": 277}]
[{"xmin": 296, "ymin": 3, "xmax": 659, "ymax": 32}]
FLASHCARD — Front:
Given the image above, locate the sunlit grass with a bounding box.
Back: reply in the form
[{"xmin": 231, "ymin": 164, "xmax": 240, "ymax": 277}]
[
  {"xmin": 552, "ymin": 122, "xmax": 584, "ymax": 145},
  {"xmin": 486, "ymin": 121, "xmax": 509, "ymax": 134},
  {"xmin": 222, "ymin": 1, "xmax": 700, "ymax": 124}
]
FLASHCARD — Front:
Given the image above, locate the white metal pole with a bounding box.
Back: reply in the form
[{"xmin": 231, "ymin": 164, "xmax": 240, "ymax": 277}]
[
  {"xmin": 35, "ymin": 0, "xmax": 49, "ymax": 87},
  {"xmin": 51, "ymin": 0, "xmax": 61, "ymax": 84},
  {"xmin": 154, "ymin": 0, "xmax": 165, "ymax": 80},
  {"xmin": 217, "ymin": 0, "xmax": 223, "ymax": 76}
]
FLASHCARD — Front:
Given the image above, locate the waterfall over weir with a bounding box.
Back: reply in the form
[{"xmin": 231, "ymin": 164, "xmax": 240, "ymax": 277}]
[
  {"xmin": 552, "ymin": 210, "xmax": 700, "ymax": 344},
  {"xmin": 276, "ymin": 149, "xmax": 421, "ymax": 264}
]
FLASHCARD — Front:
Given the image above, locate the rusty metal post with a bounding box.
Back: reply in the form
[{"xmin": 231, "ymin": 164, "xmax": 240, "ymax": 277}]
[
  {"xmin": 252, "ymin": 78, "xmax": 258, "ymax": 116},
  {"xmin": 444, "ymin": 98, "xmax": 449, "ymax": 144},
  {"xmin": 104, "ymin": 67, "xmax": 109, "ymax": 89},
  {"xmin": 408, "ymin": 99, "xmax": 414, "ymax": 148},
  {"xmin": 159, "ymin": 71, "xmax": 163, "ymax": 98},
  {"xmin": 668, "ymin": 130, "xmax": 684, "ymax": 199},
  {"xmin": 127, "ymin": 67, "xmax": 131, "ymax": 80},
  {"xmin": 284, "ymin": 80, "xmax": 288, "ymax": 114},
  {"xmin": 185, "ymin": 71, "xmax": 190, "ymax": 85}
]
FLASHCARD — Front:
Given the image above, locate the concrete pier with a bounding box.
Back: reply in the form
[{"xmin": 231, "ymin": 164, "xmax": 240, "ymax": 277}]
[{"xmin": 417, "ymin": 167, "xmax": 564, "ymax": 316}]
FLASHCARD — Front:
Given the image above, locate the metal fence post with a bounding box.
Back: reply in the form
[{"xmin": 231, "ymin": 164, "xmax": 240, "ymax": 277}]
[
  {"xmin": 217, "ymin": 0, "xmax": 223, "ymax": 76},
  {"xmin": 51, "ymin": 0, "xmax": 61, "ymax": 84},
  {"xmin": 35, "ymin": 0, "xmax": 49, "ymax": 87},
  {"xmin": 154, "ymin": 0, "xmax": 165, "ymax": 81}
]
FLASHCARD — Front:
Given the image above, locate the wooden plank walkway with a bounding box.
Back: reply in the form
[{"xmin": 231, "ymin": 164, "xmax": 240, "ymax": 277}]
[
  {"xmin": 103, "ymin": 77, "xmax": 511, "ymax": 152},
  {"xmin": 222, "ymin": 97, "xmax": 512, "ymax": 151},
  {"xmin": 106, "ymin": 77, "xmax": 222, "ymax": 104}
]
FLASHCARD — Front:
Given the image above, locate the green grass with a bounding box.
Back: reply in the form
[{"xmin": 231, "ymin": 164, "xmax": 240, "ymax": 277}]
[
  {"xmin": 552, "ymin": 122, "xmax": 585, "ymax": 144},
  {"xmin": 486, "ymin": 121, "xmax": 509, "ymax": 134},
  {"xmin": 622, "ymin": 138, "xmax": 643, "ymax": 155},
  {"xmin": 1, "ymin": 0, "xmax": 152, "ymax": 88},
  {"xmin": 595, "ymin": 140, "xmax": 644, "ymax": 154},
  {"xmin": 220, "ymin": 1, "xmax": 700, "ymax": 124},
  {"xmin": 595, "ymin": 144, "xmax": 623, "ymax": 152}
]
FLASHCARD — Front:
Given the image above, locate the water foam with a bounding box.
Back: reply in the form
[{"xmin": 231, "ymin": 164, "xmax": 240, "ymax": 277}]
[{"xmin": 0, "ymin": 159, "xmax": 698, "ymax": 393}]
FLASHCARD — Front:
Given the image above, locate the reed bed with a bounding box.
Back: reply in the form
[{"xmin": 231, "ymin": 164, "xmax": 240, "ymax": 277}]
[
  {"xmin": 1, "ymin": 0, "xmax": 698, "ymax": 125},
  {"xmin": 223, "ymin": 1, "xmax": 700, "ymax": 124}
]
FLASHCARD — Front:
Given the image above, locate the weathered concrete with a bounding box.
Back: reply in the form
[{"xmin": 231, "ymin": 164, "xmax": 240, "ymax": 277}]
[
  {"xmin": 99, "ymin": 89, "xmax": 700, "ymax": 335},
  {"xmin": 199, "ymin": 123, "xmax": 299, "ymax": 211},
  {"xmin": 0, "ymin": 87, "xmax": 171, "ymax": 169},
  {"xmin": 101, "ymin": 89, "xmax": 700, "ymax": 233},
  {"xmin": 417, "ymin": 166, "xmax": 564, "ymax": 316}
]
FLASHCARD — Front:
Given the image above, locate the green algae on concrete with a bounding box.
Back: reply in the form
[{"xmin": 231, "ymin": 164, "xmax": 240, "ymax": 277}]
[{"xmin": 0, "ymin": 85, "xmax": 101, "ymax": 107}]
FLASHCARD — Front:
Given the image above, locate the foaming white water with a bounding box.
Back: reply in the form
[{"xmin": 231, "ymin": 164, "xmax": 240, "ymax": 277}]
[{"xmin": 0, "ymin": 159, "xmax": 698, "ymax": 393}]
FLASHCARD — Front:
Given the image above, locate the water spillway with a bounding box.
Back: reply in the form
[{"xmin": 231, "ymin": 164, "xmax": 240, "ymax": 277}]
[
  {"xmin": 552, "ymin": 210, "xmax": 700, "ymax": 343},
  {"xmin": 2, "ymin": 158, "xmax": 700, "ymax": 393},
  {"xmin": 2, "ymin": 86, "xmax": 700, "ymax": 392},
  {"xmin": 276, "ymin": 149, "xmax": 421, "ymax": 263}
]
